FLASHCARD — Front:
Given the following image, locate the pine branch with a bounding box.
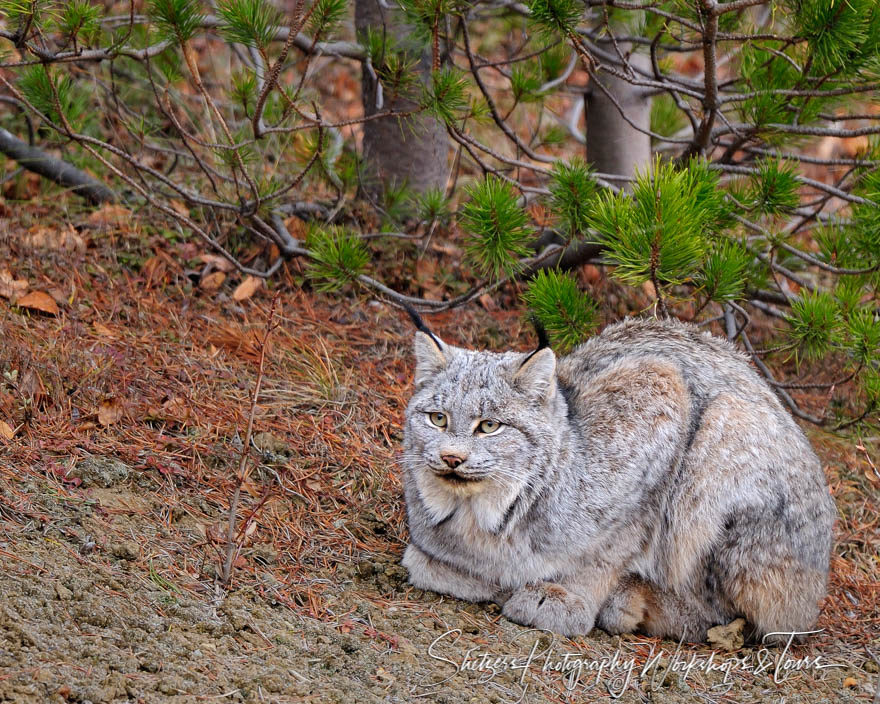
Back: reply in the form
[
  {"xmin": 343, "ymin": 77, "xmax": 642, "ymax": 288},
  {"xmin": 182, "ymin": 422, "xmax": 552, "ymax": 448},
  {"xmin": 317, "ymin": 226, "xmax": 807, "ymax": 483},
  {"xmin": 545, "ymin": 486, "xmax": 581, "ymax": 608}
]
[{"xmin": 0, "ymin": 128, "xmax": 116, "ymax": 204}]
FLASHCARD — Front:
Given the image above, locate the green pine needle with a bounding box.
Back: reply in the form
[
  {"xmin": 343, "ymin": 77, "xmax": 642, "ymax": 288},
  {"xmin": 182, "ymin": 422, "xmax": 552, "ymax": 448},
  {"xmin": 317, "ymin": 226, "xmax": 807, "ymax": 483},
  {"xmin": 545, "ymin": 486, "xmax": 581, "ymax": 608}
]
[
  {"xmin": 523, "ymin": 269, "xmax": 598, "ymax": 352},
  {"xmin": 748, "ymin": 158, "xmax": 800, "ymax": 215},
  {"xmin": 588, "ymin": 158, "xmax": 716, "ymax": 288},
  {"xmin": 459, "ymin": 175, "xmax": 533, "ymax": 279},
  {"xmin": 548, "ymin": 157, "xmax": 597, "ymax": 238},
  {"xmin": 305, "ymin": 227, "xmax": 370, "ymax": 292},
  {"xmin": 528, "ymin": 0, "xmax": 582, "ymax": 38},
  {"xmin": 307, "ymin": 0, "xmax": 347, "ymax": 40},
  {"xmin": 215, "ymin": 0, "xmax": 281, "ymax": 49},
  {"xmin": 19, "ymin": 65, "xmax": 87, "ymax": 128},
  {"xmin": 148, "ymin": 0, "xmax": 204, "ymax": 43},
  {"xmin": 413, "ymin": 187, "xmax": 451, "ymax": 225},
  {"xmin": 56, "ymin": 0, "xmax": 102, "ymax": 44},
  {"xmin": 697, "ymin": 240, "xmax": 750, "ymax": 302},
  {"xmin": 787, "ymin": 289, "xmax": 841, "ymax": 361},
  {"xmin": 843, "ymin": 307, "xmax": 880, "ymax": 367},
  {"xmin": 421, "ymin": 68, "xmax": 470, "ymax": 125}
]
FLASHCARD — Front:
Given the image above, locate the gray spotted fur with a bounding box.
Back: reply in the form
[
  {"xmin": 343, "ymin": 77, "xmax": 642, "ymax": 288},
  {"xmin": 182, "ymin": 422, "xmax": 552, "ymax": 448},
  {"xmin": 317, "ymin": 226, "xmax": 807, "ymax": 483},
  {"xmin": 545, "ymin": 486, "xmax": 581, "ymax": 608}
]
[{"xmin": 401, "ymin": 317, "xmax": 835, "ymax": 642}]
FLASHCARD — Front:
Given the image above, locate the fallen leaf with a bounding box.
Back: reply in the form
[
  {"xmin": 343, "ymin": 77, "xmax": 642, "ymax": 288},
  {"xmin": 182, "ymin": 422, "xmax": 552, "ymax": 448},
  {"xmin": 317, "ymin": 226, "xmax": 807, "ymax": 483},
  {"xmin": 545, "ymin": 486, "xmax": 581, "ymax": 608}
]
[
  {"xmin": 87, "ymin": 204, "xmax": 132, "ymax": 229},
  {"xmin": 207, "ymin": 326, "xmax": 267, "ymax": 362},
  {"xmin": 145, "ymin": 396, "xmax": 194, "ymax": 426},
  {"xmin": 198, "ymin": 254, "xmax": 235, "ymax": 273},
  {"xmin": 232, "ymin": 275, "xmax": 262, "ymax": 301},
  {"xmin": 48, "ymin": 288, "xmax": 68, "ymax": 307},
  {"xmin": 24, "ymin": 224, "xmax": 85, "ymax": 253},
  {"xmin": 283, "ymin": 216, "xmax": 308, "ymax": 239},
  {"xmin": 93, "ymin": 322, "xmax": 115, "ymax": 338},
  {"xmin": 18, "ymin": 368, "xmax": 45, "ymax": 407},
  {"xmin": 98, "ymin": 397, "xmax": 123, "ymax": 426},
  {"xmin": 200, "ymin": 271, "xmax": 226, "ymax": 291},
  {"xmin": 706, "ymin": 617, "xmax": 745, "ymax": 652},
  {"xmin": 16, "ymin": 291, "xmax": 60, "ymax": 316},
  {"xmin": 0, "ymin": 420, "xmax": 14, "ymax": 440},
  {"xmin": 478, "ymin": 293, "xmax": 498, "ymax": 311},
  {"xmin": 169, "ymin": 199, "xmax": 190, "ymax": 217},
  {"xmin": 582, "ymin": 264, "xmax": 601, "ymax": 285},
  {"xmin": 0, "ymin": 269, "xmax": 28, "ymax": 301},
  {"xmin": 374, "ymin": 667, "xmax": 395, "ymax": 685}
]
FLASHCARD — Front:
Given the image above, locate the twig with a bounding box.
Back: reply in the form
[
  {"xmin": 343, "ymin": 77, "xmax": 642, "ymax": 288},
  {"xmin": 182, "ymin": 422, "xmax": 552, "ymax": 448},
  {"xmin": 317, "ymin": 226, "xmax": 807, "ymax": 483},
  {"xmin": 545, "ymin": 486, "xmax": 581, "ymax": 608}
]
[{"xmin": 220, "ymin": 291, "xmax": 281, "ymax": 588}]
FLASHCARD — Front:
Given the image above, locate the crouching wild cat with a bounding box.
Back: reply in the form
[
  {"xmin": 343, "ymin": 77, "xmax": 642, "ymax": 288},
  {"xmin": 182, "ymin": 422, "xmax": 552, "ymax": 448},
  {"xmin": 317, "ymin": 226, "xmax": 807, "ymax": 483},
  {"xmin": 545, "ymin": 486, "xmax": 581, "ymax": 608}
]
[{"xmin": 400, "ymin": 313, "xmax": 835, "ymax": 643}]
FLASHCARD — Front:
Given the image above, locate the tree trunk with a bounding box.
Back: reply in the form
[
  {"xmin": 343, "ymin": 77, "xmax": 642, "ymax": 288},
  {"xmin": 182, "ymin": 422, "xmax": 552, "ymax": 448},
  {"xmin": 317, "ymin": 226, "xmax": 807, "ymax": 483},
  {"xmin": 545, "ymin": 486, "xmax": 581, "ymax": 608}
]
[
  {"xmin": 585, "ymin": 48, "xmax": 652, "ymax": 189},
  {"xmin": 354, "ymin": 0, "xmax": 448, "ymax": 200}
]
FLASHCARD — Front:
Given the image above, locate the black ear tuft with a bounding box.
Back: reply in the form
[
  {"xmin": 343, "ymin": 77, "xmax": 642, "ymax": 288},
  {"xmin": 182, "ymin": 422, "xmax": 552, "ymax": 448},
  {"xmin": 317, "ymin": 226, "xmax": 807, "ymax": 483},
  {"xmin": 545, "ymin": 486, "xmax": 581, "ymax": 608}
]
[
  {"xmin": 520, "ymin": 314, "xmax": 551, "ymax": 367},
  {"xmin": 403, "ymin": 303, "xmax": 443, "ymax": 352},
  {"xmin": 531, "ymin": 314, "xmax": 550, "ymax": 352}
]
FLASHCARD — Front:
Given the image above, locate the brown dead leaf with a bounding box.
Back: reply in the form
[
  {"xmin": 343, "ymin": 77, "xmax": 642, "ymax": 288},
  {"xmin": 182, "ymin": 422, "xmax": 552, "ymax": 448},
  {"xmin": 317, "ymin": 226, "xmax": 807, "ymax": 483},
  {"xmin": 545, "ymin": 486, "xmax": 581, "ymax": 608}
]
[
  {"xmin": 146, "ymin": 396, "xmax": 194, "ymax": 426},
  {"xmin": 841, "ymin": 136, "xmax": 869, "ymax": 157},
  {"xmin": 207, "ymin": 326, "xmax": 268, "ymax": 361},
  {"xmin": 169, "ymin": 199, "xmax": 190, "ymax": 217},
  {"xmin": 415, "ymin": 258, "xmax": 445, "ymax": 301},
  {"xmin": 198, "ymin": 253, "xmax": 235, "ymax": 273},
  {"xmin": 0, "ymin": 420, "xmax": 14, "ymax": 440},
  {"xmin": 16, "ymin": 291, "xmax": 60, "ymax": 316},
  {"xmin": 478, "ymin": 293, "xmax": 498, "ymax": 311},
  {"xmin": 87, "ymin": 204, "xmax": 132, "ymax": 230},
  {"xmin": 24, "ymin": 224, "xmax": 85, "ymax": 253},
  {"xmin": 93, "ymin": 322, "xmax": 115, "ymax": 338},
  {"xmin": 141, "ymin": 255, "xmax": 167, "ymax": 288},
  {"xmin": 0, "ymin": 269, "xmax": 28, "ymax": 301},
  {"xmin": 283, "ymin": 216, "xmax": 308, "ymax": 239},
  {"xmin": 582, "ymin": 264, "xmax": 601, "ymax": 285},
  {"xmin": 200, "ymin": 271, "xmax": 226, "ymax": 291},
  {"xmin": 18, "ymin": 367, "xmax": 45, "ymax": 407},
  {"xmin": 232, "ymin": 275, "xmax": 262, "ymax": 301},
  {"xmin": 98, "ymin": 397, "xmax": 123, "ymax": 426}
]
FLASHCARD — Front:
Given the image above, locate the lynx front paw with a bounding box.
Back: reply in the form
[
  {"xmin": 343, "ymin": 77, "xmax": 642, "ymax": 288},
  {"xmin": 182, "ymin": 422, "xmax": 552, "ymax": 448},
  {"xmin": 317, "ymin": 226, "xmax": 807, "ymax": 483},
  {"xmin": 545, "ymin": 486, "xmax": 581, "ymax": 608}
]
[
  {"xmin": 402, "ymin": 543, "xmax": 497, "ymax": 602},
  {"xmin": 502, "ymin": 582, "xmax": 596, "ymax": 637}
]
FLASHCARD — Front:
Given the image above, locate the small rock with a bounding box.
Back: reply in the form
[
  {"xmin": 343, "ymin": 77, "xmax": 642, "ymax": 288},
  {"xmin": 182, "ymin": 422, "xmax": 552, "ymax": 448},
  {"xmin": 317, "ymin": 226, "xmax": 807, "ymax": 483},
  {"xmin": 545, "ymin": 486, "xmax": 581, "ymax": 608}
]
[
  {"xmin": 69, "ymin": 457, "xmax": 131, "ymax": 488},
  {"xmin": 110, "ymin": 541, "xmax": 139, "ymax": 561},
  {"xmin": 54, "ymin": 582, "xmax": 73, "ymax": 601},
  {"xmin": 707, "ymin": 617, "xmax": 745, "ymax": 651},
  {"xmin": 138, "ymin": 659, "xmax": 160, "ymax": 673}
]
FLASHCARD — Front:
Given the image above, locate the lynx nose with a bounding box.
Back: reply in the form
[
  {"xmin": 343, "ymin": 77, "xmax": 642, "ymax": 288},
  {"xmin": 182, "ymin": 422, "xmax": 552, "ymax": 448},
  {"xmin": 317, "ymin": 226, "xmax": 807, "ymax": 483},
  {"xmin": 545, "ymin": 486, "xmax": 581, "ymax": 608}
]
[{"xmin": 441, "ymin": 453, "xmax": 467, "ymax": 469}]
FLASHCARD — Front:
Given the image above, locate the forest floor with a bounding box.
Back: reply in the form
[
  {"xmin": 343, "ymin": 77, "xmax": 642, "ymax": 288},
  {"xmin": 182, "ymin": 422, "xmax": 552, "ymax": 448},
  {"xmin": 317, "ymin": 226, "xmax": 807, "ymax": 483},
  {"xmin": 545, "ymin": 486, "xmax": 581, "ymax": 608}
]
[{"xmin": 1, "ymin": 198, "xmax": 879, "ymax": 704}]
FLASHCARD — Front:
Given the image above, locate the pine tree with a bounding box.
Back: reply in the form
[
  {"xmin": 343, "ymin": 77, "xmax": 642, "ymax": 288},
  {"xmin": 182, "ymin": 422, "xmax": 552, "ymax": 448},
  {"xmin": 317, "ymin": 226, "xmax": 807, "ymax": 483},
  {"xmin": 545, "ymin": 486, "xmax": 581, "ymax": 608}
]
[{"xmin": 0, "ymin": 0, "xmax": 877, "ymax": 426}]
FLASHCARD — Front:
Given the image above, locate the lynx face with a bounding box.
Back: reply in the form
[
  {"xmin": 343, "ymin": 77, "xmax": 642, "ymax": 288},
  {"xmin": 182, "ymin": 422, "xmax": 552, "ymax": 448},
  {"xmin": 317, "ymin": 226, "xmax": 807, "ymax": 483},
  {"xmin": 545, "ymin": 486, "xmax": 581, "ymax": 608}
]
[{"xmin": 403, "ymin": 332, "xmax": 566, "ymax": 508}]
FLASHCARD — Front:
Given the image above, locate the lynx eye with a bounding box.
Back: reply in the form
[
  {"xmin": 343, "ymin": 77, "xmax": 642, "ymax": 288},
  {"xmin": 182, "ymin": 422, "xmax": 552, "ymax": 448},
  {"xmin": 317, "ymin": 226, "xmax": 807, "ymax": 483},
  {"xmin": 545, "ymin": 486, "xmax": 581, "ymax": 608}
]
[
  {"xmin": 477, "ymin": 419, "xmax": 502, "ymax": 435},
  {"xmin": 428, "ymin": 412, "xmax": 448, "ymax": 428}
]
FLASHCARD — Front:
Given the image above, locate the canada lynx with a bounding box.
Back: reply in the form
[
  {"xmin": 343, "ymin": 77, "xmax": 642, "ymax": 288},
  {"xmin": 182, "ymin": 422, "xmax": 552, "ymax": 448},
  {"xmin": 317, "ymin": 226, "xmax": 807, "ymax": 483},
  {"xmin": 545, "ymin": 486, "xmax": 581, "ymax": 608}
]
[{"xmin": 401, "ymin": 316, "xmax": 835, "ymax": 642}]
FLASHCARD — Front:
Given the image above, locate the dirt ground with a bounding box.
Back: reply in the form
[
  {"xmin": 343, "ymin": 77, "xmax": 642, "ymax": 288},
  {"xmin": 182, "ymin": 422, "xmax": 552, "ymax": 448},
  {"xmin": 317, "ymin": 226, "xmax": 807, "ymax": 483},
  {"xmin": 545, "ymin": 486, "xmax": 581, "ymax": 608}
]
[{"xmin": 1, "ymin": 205, "xmax": 879, "ymax": 703}]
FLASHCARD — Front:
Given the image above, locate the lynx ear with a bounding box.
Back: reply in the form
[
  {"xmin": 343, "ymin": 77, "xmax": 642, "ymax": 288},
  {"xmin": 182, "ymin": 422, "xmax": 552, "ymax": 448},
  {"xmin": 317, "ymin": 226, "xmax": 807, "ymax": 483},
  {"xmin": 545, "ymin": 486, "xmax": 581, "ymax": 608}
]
[
  {"xmin": 513, "ymin": 347, "xmax": 557, "ymax": 401},
  {"xmin": 413, "ymin": 331, "xmax": 448, "ymax": 387}
]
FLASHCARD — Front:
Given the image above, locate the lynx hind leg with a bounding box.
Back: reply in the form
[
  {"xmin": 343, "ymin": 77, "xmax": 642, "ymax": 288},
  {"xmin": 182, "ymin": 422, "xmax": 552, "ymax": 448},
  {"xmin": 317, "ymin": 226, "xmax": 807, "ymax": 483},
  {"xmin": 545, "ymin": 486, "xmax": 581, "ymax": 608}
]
[
  {"xmin": 402, "ymin": 543, "xmax": 497, "ymax": 602},
  {"xmin": 597, "ymin": 575, "xmax": 713, "ymax": 642},
  {"xmin": 719, "ymin": 512, "xmax": 831, "ymax": 644},
  {"xmin": 666, "ymin": 392, "xmax": 834, "ymax": 644}
]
